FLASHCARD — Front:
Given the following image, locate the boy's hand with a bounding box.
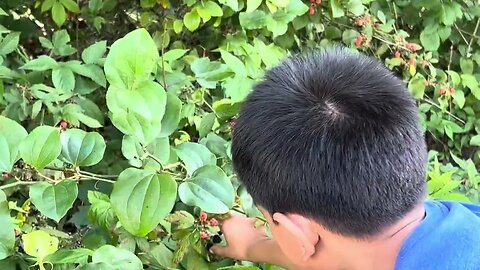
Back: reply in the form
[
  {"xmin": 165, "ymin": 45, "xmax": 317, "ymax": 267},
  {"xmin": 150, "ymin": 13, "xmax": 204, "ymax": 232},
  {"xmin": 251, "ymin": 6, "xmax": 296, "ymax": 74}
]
[
  {"xmin": 211, "ymin": 215, "xmax": 297, "ymax": 269},
  {"xmin": 210, "ymin": 215, "xmax": 269, "ymax": 261}
]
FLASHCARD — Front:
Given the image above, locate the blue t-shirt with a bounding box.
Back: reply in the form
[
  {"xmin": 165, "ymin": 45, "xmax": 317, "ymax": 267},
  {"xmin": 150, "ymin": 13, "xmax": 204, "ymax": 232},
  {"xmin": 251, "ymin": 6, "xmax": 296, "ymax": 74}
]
[{"xmin": 395, "ymin": 200, "xmax": 480, "ymax": 270}]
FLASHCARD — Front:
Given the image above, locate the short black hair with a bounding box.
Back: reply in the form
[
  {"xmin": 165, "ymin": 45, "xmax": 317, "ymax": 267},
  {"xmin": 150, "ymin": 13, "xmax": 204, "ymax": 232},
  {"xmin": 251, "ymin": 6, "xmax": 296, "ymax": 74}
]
[{"xmin": 231, "ymin": 47, "xmax": 427, "ymax": 237}]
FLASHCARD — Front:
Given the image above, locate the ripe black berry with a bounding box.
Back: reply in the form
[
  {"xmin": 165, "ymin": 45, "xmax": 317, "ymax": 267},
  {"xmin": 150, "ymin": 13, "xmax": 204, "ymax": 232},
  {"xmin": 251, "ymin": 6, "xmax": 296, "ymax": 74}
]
[{"xmin": 212, "ymin": 234, "xmax": 222, "ymax": 244}]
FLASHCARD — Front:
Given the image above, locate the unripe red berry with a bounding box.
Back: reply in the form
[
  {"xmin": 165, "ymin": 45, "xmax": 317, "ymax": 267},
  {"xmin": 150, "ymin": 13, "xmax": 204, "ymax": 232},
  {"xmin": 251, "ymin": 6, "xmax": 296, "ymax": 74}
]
[
  {"xmin": 200, "ymin": 231, "xmax": 209, "ymax": 240},
  {"xmin": 355, "ymin": 35, "xmax": 363, "ymax": 47},
  {"xmin": 229, "ymin": 118, "xmax": 237, "ymax": 129},
  {"xmin": 450, "ymin": 87, "xmax": 456, "ymax": 94},
  {"xmin": 365, "ymin": 15, "xmax": 371, "ymax": 23},
  {"xmin": 438, "ymin": 88, "xmax": 446, "ymax": 95},
  {"xmin": 356, "ymin": 18, "xmax": 364, "ymax": 27},
  {"xmin": 408, "ymin": 58, "xmax": 415, "ymax": 66},
  {"xmin": 309, "ymin": 6, "xmax": 315, "ymax": 15},
  {"xmin": 59, "ymin": 120, "xmax": 68, "ymax": 130},
  {"xmin": 315, "ymin": 0, "xmax": 321, "ymax": 4},
  {"xmin": 199, "ymin": 212, "xmax": 208, "ymax": 222},
  {"xmin": 209, "ymin": 218, "xmax": 219, "ymax": 226},
  {"xmin": 394, "ymin": 51, "xmax": 401, "ymax": 58}
]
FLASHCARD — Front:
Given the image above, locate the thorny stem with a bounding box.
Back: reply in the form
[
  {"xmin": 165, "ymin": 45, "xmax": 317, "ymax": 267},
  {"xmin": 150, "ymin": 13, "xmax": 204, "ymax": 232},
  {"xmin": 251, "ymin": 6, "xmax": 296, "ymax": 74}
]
[
  {"xmin": 422, "ymin": 97, "xmax": 466, "ymax": 124},
  {"xmin": 466, "ymin": 18, "xmax": 480, "ymax": 57},
  {"xmin": 0, "ymin": 181, "xmax": 35, "ymax": 190}
]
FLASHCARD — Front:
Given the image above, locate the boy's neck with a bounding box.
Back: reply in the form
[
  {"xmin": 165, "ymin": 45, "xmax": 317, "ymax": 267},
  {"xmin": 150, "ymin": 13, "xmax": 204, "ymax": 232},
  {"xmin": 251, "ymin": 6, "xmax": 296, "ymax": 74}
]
[{"xmin": 309, "ymin": 203, "xmax": 426, "ymax": 270}]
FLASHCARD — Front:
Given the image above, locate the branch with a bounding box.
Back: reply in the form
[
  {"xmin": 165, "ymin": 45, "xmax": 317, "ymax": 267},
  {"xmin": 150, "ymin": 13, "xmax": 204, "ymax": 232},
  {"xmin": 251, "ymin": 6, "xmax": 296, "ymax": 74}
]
[
  {"xmin": 466, "ymin": 18, "xmax": 480, "ymax": 57},
  {"xmin": 0, "ymin": 181, "xmax": 36, "ymax": 190}
]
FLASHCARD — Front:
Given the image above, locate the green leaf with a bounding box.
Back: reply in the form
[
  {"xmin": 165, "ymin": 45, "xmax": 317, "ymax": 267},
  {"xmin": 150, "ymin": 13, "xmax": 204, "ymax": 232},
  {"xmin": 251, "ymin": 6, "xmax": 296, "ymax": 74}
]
[
  {"xmin": 111, "ymin": 169, "xmax": 177, "ymax": 237},
  {"xmin": 165, "ymin": 210, "xmax": 195, "ymax": 229},
  {"xmin": 82, "ymin": 41, "xmax": 107, "ymax": 64},
  {"xmin": 179, "ymin": 165, "xmax": 234, "ymax": 213},
  {"xmin": 452, "ymin": 90, "xmax": 465, "ymax": 108},
  {"xmin": 59, "ymin": 129, "xmax": 106, "ymax": 167},
  {"xmin": 470, "ymin": 135, "xmax": 480, "ymax": 146},
  {"xmin": 246, "ymin": 0, "xmax": 262, "ymax": 12},
  {"xmin": 0, "ymin": 32, "xmax": 20, "ymax": 55},
  {"xmin": 184, "ymin": 10, "xmax": 201, "ymax": 32},
  {"xmin": 330, "ymin": 0, "xmax": 345, "ymax": 18},
  {"xmin": 159, "ymin": 92, "xmax": 182, "ymax": 137},
  {"xmin": 106, "ymin": 81, "xmax": 166, "ymax": 144},
  {"xmin": 21, "ymin": 55, "xmax": 58, "ymax": 71},
  {"xmin": 0, "ymin": 116, "xmax": 28, "ymax": 173},
  {"xmin": 91, "ymin": 245, "xmax": 143, "ymax": 270},
  {"xmin": 0, "ymin": 190, "xmax": 14, "ymax": 260},
  {"xmin": 460, "ymin": 58, "xmax": 474, "ymax": 75},
  {"xmin": 213, "ymin": 98, "xmax": 242, "ymax": 119},
  {"xmin": 87, "ymin": 191, "xmax": 116, "ymax": 230},
  {"xmin": 52, "ymin": 66, "xmax": 75, "ymax": 91},
  {"xmin": 220, "ymin": 50, "xmax": 247, "ymax": 77},
  {"xmin": 223, "ymin": 76, "xmax": 253, "ymax": 102},
  {"xmin": 19, "ymin": 126, "xmax": 62, "ymax": 170},
  {"xmin": 163, "ymin": 49, "xmax": 188, "ymax": 62},
  {"xmin": 52, "ymin": 2, "xmax": 67, "ymax": 26},
  {"xmin": 41, "ymin": 0, "xmax": 55, "ymax": 12},
  {"xmin": 239, "ymin": 10, "xmax": 267, "ymax": 29},
  {"xmin": 39, "ymin": 37, "xmax": 54, "ymax": 49},
  {"xmin": 204, "ymin": 1, "xmax": 223, "ymax": 16},
  {"xmin": 29, "ymin": 181, "xmax": 78, "ymax": 222},
  {"xmin": 46, "ymin": 248, "xmax": 93, "ymax": 265},
  {"xmin": 461, "ymin": 74, "xmax": 480, "ymax": 99},
  {"xmin": 446, "ymin": 70, "xmax": 461, "ymax": 86},
  {"xmin": 285, "ymin": 0, "xmax": 308, "ymax": 16},
  {"xmin": 408, "ymin": 73, "xmax": 426, "ymax": 99},
  {"xmin": 197, "ymin": 112, "xmax": 216, "ymax": 138},
  {"xmin": 144, "ymin": 243, "xmax": 173, "ymax": 268},
  {"xmin": 22, "ymin": 231, "xmax": 59, "ymax": 260},
  {"xmin": 60, "ymin": 0, "xmax": 80, "ymax": 12},
  {"xmin": 104, "ymin": 28, "xmax": 159, "ymax": 90},
  {"xmin": 348, "ymin": 0, "xmax": 364, "ymax": 16},
  {"xmin": 220, "ymin": 0, "xmax": 239, "ymax": 11},
  {"xmin": 420, "ymin": 26, "xmax": 440, "ymax": 51},
  {"xmin": 173, "ymin": 20, "xmax": 183, "ymax": 33},
  {"xmin": 175, "ymin": 142, "xmax": 216, "ymax": 175}
]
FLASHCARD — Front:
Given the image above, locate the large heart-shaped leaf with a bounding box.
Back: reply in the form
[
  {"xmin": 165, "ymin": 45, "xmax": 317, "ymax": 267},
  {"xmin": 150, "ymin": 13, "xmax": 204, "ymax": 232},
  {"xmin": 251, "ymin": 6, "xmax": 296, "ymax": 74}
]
[
  {"xmin": 106, "ymin": 81, "xmax": 166, "ymax": 144},
  {"xmin": 110, "ymin": 168, "xmax": 177, "ymax": 236},
  {"xmin": 179, "ymin": 165, "xmax": 234, "ymax": 213},
  {"xmin": 0, "ymin": 190, "xmax": 14, "ymax": 260},
  {"xmin": 175, "ymin": 142, "xmax": 216, "ymax": 175},
  {"xmin": 29, "ymin": 180, "xmax": 78, "ymax": 222},
  {"xmin": 104, "ymin": 28, "xmax": 159, "ymax": 90},
  {"xmin": 19, "ymin": 126, "xmax": 62, "ymax": 170},
  {"xmin": 60, "ymin": 129, "xmax": 106, "ymax": 167},
  {"xmin": 0, "ymin": 116, "xmax": 28, "ymax": 172}
]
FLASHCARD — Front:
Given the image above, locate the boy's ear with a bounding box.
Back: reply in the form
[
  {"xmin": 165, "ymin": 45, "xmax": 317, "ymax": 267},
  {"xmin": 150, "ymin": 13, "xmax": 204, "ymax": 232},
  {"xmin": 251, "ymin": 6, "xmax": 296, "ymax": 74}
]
[{"xmin": 272, "ymin": 212, "xmax": 320, "ymax": 261}]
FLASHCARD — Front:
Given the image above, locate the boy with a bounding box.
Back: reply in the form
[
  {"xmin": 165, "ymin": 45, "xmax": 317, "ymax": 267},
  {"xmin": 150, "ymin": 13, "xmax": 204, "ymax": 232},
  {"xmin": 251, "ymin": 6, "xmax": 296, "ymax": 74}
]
[{"xmin": 210, "ymin": 47, "xmax": 480, "ymax": 269}]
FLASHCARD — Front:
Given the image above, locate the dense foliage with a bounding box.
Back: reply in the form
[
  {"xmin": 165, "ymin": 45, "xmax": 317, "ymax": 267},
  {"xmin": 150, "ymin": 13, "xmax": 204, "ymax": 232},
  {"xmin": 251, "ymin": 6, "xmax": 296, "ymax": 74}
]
[{"xmin": 0, "ymin": 0, "xmax": 479, "ymax": 269}]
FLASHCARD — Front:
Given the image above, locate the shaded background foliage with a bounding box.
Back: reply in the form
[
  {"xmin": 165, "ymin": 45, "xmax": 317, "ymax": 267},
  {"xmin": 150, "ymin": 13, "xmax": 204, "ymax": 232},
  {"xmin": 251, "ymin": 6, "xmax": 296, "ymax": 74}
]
[{"xmin": 0, "ymin": 0, "xmax": 480, "ymax": 269}]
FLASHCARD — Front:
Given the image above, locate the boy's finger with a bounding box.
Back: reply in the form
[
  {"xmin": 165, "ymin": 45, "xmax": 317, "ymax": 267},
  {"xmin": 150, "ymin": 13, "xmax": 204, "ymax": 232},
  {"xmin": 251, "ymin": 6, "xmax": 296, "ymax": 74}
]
[{"xmin": 209, "ymin": 245, "xmax": 230, "ymax": 257}]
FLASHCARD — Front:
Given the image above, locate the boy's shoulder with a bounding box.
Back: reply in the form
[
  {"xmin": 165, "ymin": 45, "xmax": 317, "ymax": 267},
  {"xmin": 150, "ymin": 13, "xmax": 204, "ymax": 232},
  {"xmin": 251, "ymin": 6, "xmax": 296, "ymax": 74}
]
[{"xmin": 395, "ymin": 200, "xmax": 480, "ymax": 270}]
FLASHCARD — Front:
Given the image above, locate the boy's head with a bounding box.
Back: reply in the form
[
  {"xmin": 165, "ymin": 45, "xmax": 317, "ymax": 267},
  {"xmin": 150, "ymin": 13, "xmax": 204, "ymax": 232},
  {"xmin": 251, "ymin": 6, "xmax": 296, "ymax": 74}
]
[{"xmin": 231, "ymin": 47, "xmax": 428, "ymax": 266}]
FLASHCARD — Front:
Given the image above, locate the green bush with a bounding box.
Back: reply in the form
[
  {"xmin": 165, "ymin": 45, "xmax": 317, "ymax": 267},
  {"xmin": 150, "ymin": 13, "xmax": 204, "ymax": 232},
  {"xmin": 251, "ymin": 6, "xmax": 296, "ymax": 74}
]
[{"xmin": 0, "ymin": 0, "xmax": 479, "ymax": 269}]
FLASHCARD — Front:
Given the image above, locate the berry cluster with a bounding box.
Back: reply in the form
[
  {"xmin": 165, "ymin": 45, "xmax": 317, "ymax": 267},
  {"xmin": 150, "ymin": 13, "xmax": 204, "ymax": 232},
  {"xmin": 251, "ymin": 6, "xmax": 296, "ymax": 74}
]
[
  {"xmin": 308, "ymin": 0, "xmax": 321, "ymax": 15},
  {"xmin": 197, "ymin": 212, "xmax": 223, "ymax": 251}
]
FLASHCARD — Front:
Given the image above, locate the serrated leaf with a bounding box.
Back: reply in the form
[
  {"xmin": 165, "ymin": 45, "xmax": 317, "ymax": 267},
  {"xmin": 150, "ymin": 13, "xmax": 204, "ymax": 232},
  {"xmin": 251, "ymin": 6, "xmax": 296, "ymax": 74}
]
[
  {"xmin": 41, "ymin": 0, "xmax": 55, "ymax": 12},
  {"xmin": 111, "ymin": 169, "xmax": 177, "ymax": 237},
  {"xmin": 52, "ymin": 66, "xmax": 75, "ymax": 92},
  {"xmin": 179, "ymin": 165, "xmax": 234, "ymax": 213},
  {"xmin": 0, "ymin": 116, "xmax": 28, "ymax": 173},
  {"xmin": 408, "ymin": 73, "xmax": 426, "ymax": 99},
  {"xmin": 220, "ymin": 50, "xmax": 247, "ymax": 77},
  {"xmin": 82, "ymin": 41, "xmax": 107, "ymax": 64},
  {"xmin": 197, "ymin": 112, "xmax": 216, "ymax": 138},
  {"xmin": 30, "ymin": 181, "xmax": 78, "ymax": 222},
  {"xmin": 87, "ymin": 191, "xmax": 116, "ymax": 230},
  {"xmin": 175, "ymin": 142, "xmax": 216, "ymax": 175},
  {"xmin": 330, "ymin": 0, "xmax": 344, "ymax": 18},
  {"xmin": 471, "ymin": 135, "xmax": 480, "ymax": 146},
  {"xmin": 239, "ymin": 10, "xmax": 267, "ymax": 29},
  {"xmin": 420, "ymin": 26, "xmax": 440, "ymax": 51},
  {"xmin": 19, "ymin": 126, "xmax": 61, "ymax": 170},
  {"xmin": 60, "ymin": 129, "xmax": 106, "ymax": 167},
  {"xmin": 52, "ymin": 2, "xmax": 67, "ymax": 26},
  {"xmin": 21, "ymin": 55, "xmax": 58, "ymax": 71}
]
